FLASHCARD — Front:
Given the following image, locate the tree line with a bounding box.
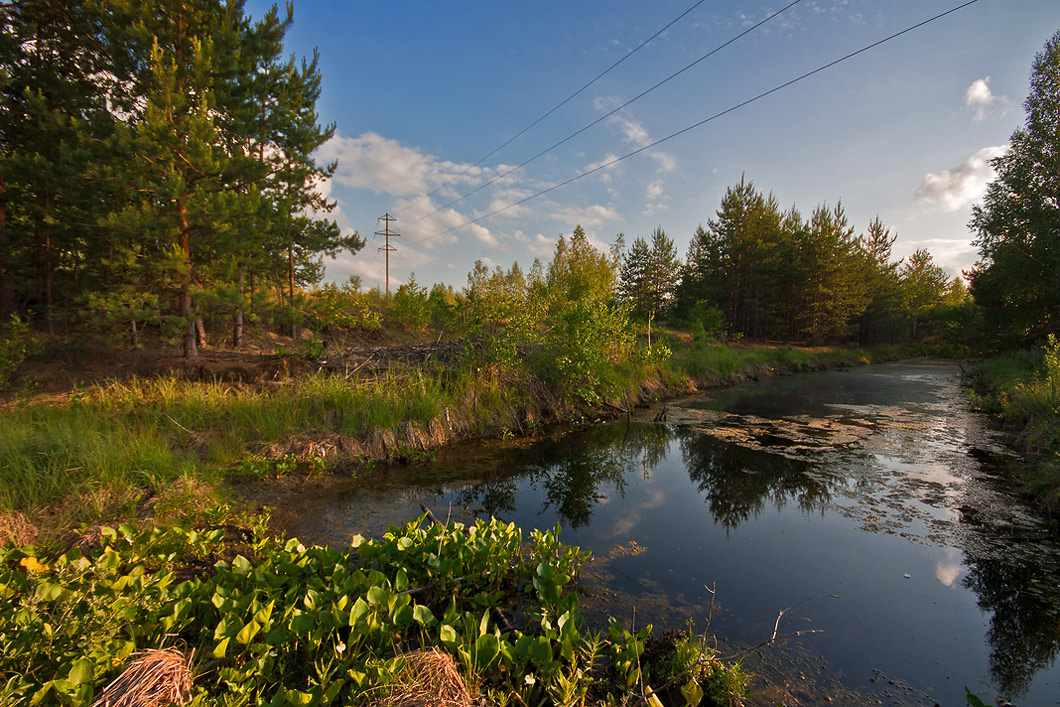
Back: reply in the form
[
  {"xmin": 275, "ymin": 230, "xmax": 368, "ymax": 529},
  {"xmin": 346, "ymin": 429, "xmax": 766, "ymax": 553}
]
[
  {"xmin": 0, "ymin": 0, "xmax": 360, "ymax": 356},
  {"xmin": 4, "ymin": 0, "xmax": 1056, "ymax": 360},
  {"xmin": 615, "ymin": 180, "xmax": 968, "ymax": 346}
]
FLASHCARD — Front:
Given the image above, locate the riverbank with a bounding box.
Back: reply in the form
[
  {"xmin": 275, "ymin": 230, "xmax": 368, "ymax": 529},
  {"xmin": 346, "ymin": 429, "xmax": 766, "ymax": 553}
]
[
  {"xmin": 0, "ymin": 337, "xmax": 932, "ymax": 544},
  {"xmin": 967, "ymin": 339, "xmax": 1060, "ymax": 515}
]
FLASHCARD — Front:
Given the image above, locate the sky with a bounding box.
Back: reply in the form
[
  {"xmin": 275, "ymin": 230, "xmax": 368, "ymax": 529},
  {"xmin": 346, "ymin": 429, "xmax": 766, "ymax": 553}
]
[{"xmin": 244, "ymin": 0, "xmax": 1059, "ymax": 291}]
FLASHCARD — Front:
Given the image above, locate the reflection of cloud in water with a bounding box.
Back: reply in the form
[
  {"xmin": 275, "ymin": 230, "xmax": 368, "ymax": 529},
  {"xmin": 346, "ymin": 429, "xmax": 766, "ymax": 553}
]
[
  {"xmin": 606, "ymin": 490, "xmax": 666, "ymax": 542},
  {"xmin": 935, "ymin": 548, "xmax": 963, "ymax": 587}
]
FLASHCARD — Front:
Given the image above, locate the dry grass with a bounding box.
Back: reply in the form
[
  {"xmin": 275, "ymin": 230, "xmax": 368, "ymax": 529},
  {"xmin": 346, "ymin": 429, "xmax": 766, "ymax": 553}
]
[
  {"xmin": 91, "ymin": 648, "xmax": 192, "ymax": 707},
  {"xmin": 374, "ymin": 648, "xmax": 473, "ymax": 707},
  {"xmin": 0, "ymin": 510, "xmax": 37, "ymax": 546}
]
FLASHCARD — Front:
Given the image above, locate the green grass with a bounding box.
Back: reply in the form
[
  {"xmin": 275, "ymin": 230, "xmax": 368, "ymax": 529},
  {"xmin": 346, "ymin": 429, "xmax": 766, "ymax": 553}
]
[
  {"xmin": 666, "ymin": 340, "xmax": 925, "ymax": 381},
  {"xmin": 970, "ymin": 344, "xmax": 1060, "ymax": 512}
]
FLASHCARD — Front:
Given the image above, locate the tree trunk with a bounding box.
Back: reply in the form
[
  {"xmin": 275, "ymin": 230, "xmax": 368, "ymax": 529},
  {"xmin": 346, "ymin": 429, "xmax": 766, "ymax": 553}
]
[
  {"xmin": 195, "ymin": 315, "xmax": 206, "ymax": 348},
  {"xmin": 0, "ymin": 175, "xmax": 11, "ymax": 317},
  {"xmin": 43, "ymin": 231, "xmax": 54, "ymax": 335},
  {"xmin": 130, "ymin": 319, "xmax": 140, "ymax": 348},
  {"xmin": 288, "ymin": 246, "xmax": 298, "ymax": 338},
  {"xmin": 233, "ymin": 270, "xmax": 244, "ymax": 348},
  {"xmin": 179, "ymin": 203, "xmax": 197, "ymax": 358}
]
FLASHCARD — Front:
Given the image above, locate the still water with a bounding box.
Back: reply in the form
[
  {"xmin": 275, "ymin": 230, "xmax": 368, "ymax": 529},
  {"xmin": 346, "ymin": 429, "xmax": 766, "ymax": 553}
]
[{"xmin": 264, "ymin": 360, "xmax": 1060, "ymax": 705}]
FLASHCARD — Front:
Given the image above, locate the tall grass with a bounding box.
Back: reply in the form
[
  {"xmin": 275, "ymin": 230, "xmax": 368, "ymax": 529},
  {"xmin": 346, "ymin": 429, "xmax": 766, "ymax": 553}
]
[{"xmin": 0, "ymin": 367, "xmax": 468, "ymax": 525}]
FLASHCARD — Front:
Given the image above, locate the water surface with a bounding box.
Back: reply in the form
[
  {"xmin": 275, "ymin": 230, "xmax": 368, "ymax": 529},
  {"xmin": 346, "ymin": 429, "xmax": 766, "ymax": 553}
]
[{"xmin": 260, "ymin": 360, "xmax": 1060, "ymax": 705}]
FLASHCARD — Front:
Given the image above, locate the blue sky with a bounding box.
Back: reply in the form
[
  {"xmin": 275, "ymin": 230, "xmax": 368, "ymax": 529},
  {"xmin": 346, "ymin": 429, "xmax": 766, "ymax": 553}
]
[{"xmin": 244, "ymin": 0, "xmax": 1059, "ymax": 291}]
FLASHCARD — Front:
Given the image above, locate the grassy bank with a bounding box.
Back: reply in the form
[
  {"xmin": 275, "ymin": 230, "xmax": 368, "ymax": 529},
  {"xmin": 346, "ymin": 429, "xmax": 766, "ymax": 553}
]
[
  {"xmin": 968, "ymin": 338, "xmax": 1060, "ymax": 513},
  {"xmin": 0, "ymin": 339, "xmax": 934, "ymax": 543}
]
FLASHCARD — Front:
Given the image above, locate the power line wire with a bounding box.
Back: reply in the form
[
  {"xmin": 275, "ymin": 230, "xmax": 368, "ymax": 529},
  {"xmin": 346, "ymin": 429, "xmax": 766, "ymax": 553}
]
[
  {"xmin": 407, "ymin": 0, "xmax": 804, "ymax": 228},
  {"xmin": 396, "ymin": 0, "xmax": 710, "ymax": 216},
  {"xmin": 407, "ymin": 0, "xmax": 980, "ymax": 247}
]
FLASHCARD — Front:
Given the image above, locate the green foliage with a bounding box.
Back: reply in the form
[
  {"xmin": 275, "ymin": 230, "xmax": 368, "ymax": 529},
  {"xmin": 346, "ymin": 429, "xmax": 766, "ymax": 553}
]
[
  {"xmin": 393, "ymin": 274, "xmax": 431, "ymax": 331},
  {"xmin": 971, "ymin": 342, "xmax": 1060, "ymax": 508},
  {"xmin": 307, "ymin": 283, "xmax": 382, "ymax": 333},
  {"xmin": 0, "ymin": 314, "xmax": 41, "ymax": 392},
  {"xmin": 688, "ymin": 302, "xmax": 727, "ymax": 344},
  {"xmin": 233, "ymin": 454, "xmax": 325, "ymax": 480},
  {"xmin": 969, "ymin": 30, "xmax": 1060, "ymax": 343},
  {"xmin": 544, "ymin": 299, "xmax": 633, "ymax": 406},
  {"xmin": 0, "ymin": 516, "xmax": 749, "ymax": 707}
]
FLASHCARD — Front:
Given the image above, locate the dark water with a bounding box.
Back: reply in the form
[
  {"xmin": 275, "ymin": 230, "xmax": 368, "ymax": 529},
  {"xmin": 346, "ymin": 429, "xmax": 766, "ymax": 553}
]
[{"xmin": 262, "ymin": 360, "xmax": 1060, "ymax": 705}]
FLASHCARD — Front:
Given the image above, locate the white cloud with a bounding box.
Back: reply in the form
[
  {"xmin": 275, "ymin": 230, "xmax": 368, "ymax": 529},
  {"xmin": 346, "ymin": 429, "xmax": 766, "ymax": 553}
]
[
  {"xmin": 486, "ymin": 188, "xmax": 533, "ymax": 218},
  {"xmin": 914, "ymin": 145, "xmax": 1008, "ymax": 212},
  {"xmin": 610, "ymin": 115, "xmax": 651, "ymax": 148},
  {"xmin": 514, "ymin": 230, "xmax": 557, "ymax": 259},
  {"xmin": 646, "ymin": 181, "xmax": 664, "ymax": 200},
  {"xmin": 318, "ymin": 132, "xmax": 493, "ymax": 198},
  {"xmin": 551, "ymin": 204, "xmax": 622, "ymax": 228},
  {"xmin": 320, "ymin": 132, "xmax": 433, "ymax": 196},
  {"xmin": 964, "ymin": 77, "xmax": 1008, "ymax": 122},
  {"xmin": 469, "ymin": 223, "xmax": 499, "ymax": 248},
  {"xmin": 584, "ymin": 152, "xmax": 622, "ymax": 182},
  {"xmin": 649, "ymin": 152, "xmax": 676, "ymax": 173}
]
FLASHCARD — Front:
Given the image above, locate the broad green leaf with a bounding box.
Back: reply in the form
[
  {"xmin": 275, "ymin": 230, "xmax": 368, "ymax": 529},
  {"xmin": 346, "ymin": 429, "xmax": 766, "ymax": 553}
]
[
  {"xmin": 439, "ymin": 624, "xmax": 458, "ymax": 646},
  {"xmin": 236, "ymin": 619, "xmax": 261, "ymax": 646},
  {"xmin": 394, "ymin": 570, "xmax": 409, "ymax": 592},
  {"xmin": 36, "ymin": 582, "xmax": 63, "ymax": 602},
  {"xmin": 366, "ymin": 586, "xmax": 388, "ymax": 606},
  {"xmin": 291, "ymin": 614, "xmax": 315, "ymax": 637},
  {"xmin": 349, "ymin": 597, "xmax": 369, "ymax": 625},
  {"xmin": 67, "ymin": 657, "xmax": 94, "ymax": 686},
  {"xmin": 283, "ymin": 688, "xmax": 314, "ymax": 705},
  {"xmin": 391, "ymin": 604, "xmax": 413, "ymax": 627},
  {"xmin": 474, "ymin": 633, "xmax": 499, "ymax": 669},
  {"xmin": 412, "ymin": 605, "xmax": 436, "ymax": 628},
  {"xmin": 213, "ymin": 637, "xmax": 231, "ymax": 659},
  {"xmin": 232, "ymin": 555, "xmax": 252, "ymax": 576},
  {"xmin": 680, "ymin": 678, "xmax": 704, "ymax": 707}
]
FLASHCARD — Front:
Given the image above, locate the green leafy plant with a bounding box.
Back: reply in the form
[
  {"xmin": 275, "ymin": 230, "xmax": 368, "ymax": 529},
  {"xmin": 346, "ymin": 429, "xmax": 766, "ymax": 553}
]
[{"xmin": 0, "ymin": 314, "xmax": 41, "ymax": 393}]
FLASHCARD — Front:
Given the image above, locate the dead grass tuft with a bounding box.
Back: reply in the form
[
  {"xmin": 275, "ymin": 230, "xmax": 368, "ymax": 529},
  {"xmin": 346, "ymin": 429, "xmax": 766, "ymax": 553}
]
[
  {"xmin": 0, "ymin": 511, "xmax": 38, "ymax": 546},
  {"xmin": 374, "ymin": 648, "xmax": 473, "ymax": 707},
  {"xmin": 91, "ymin": 648, "xmax": 192, "ymax": 707}
]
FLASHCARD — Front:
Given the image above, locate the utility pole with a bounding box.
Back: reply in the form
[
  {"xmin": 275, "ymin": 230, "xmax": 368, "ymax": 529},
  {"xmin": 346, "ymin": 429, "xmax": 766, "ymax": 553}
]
[{"xmin": 375, "ymin": 213, "xmax": 400, "ymax": 295}]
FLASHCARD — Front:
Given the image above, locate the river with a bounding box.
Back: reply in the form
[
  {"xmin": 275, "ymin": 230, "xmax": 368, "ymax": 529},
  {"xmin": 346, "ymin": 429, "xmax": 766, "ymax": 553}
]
[{"xmin": 257, "ymin": 359, "xmax": 1060, "ymax": 705}]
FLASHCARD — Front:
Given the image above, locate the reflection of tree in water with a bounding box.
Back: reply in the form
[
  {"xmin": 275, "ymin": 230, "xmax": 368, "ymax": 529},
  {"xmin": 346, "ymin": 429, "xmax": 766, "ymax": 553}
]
[
  {"xmin": 962, "ymin": 548, "xmax": 1060, "ymax": 698},
  {"xmin": 677, "ymin": 430, "xmax": 837, "ymax": 529},
  {"xmin": 455, "ymin": 423, "xmax": 672, "ymax": 528}
]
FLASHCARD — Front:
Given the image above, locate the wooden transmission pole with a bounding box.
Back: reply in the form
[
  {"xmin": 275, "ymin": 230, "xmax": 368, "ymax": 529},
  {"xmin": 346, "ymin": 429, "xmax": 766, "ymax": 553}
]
[{"xmin": 375, "ymin": 213, "xmax": 401, "ymax": 295}]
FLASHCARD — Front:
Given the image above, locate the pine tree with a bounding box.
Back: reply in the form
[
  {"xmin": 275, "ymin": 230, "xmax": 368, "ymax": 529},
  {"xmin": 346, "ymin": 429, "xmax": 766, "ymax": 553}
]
[
  {"xmin": 646, "ymin": 227, "xmax": 680, "ymax": 318},
  {"xmin": 0, "ymin": 0, "xmax": 121, "ymax": 325},
  {"xmin": 619, "ymin": 236, "xmax": 652, "ymax": 318},
  {"xmin": 103, "ymin": 0, "xmax": 359, "ymax": 356},
  {"xmin": 856, "ymin": 216, "xmax": 904, "ymax": 344}
]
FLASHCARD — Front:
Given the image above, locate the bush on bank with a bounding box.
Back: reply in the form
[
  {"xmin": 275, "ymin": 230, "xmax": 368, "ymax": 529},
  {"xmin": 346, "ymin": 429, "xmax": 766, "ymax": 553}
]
[{"xmin": 969, "ymin": 336, "xmax": 1060, "ymax": 512}]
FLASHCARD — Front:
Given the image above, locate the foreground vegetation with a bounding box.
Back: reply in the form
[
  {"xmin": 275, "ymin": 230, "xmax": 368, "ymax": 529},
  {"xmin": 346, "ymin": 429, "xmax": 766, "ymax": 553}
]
[
  {"xmin": 1, "ymin": 514, "xmax": 751, "ymax": 707},
  {"xmin": 969, "ymin": 336, "xmax": 1060, "ymax": 513}
]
